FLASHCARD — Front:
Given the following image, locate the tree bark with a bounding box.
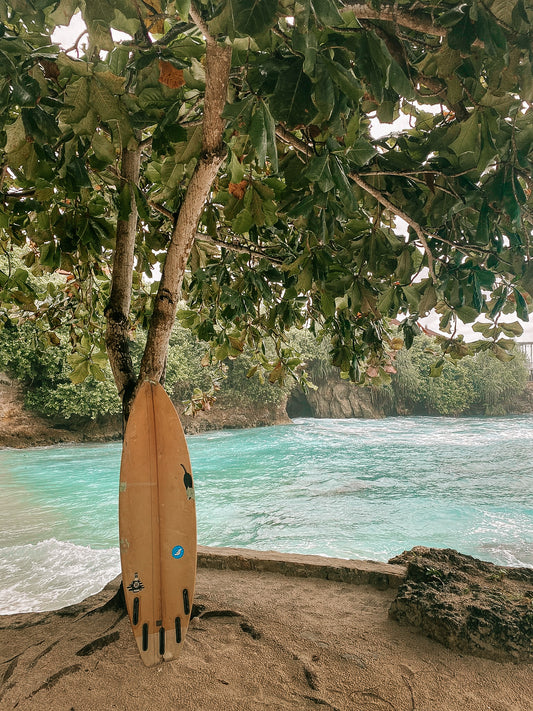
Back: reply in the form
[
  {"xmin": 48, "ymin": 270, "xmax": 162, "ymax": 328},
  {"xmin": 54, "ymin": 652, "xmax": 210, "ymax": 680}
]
[
  {"xmin": 105, "ymin": 145, "xmax": 141, "ymax": 418},
  {"xmin": 138, "ymin": 42, "xmax": 232, "ymax": 386},
  {"xmin": 342, "ymin": 3, "xmax": 446, "ymax": 37}
]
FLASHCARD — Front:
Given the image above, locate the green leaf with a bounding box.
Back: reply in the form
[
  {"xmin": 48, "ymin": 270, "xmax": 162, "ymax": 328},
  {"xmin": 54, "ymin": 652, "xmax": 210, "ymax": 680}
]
[
  {"xmin": 512, "ymin": 0, "xmax": 529, "ymax": 29},
  {"xmin": 378, "ymin": 287, "xmax": 396, "ymax": 315},
  {"xmin": 500, "ymin": 321, "xmax": 523, "ymax": 337},
  {"xmin": 438, "ymin": 6, "xmax": 468, "ymax": 28},
  {"xmin": 475, "ymin": 201, "xmax": 490, "ymax": 245},
  {"xmin": 455, "ymin": 305, "xmax": 479, "ymax": 323},
  {"xmin": 418, "ymin": 284, "xmax": 437, "ymax": 315},
  {"xmin": 108, "ymin": 46, "xmax": 131, "ymax": 76},
  {"xmin": 90, "ymin": 79, "xmax": 122, "ymax": 122},
  {"xmin": 12, "ymin": 79, "xmax": 38, "ymax": 107},
  {"xmin": 90, "ymin": 363, "xmax": 107, "ymax": 381},
  {"xmin": 61, "ymin": 78, "xmax": 90, "ymax": 125},
  {"xmin": 448, "ymin": 113, "xmax": 479, "ymax": 157},
  {"xmin": 329, "ymin": 156, "xmax": 356, "ymax": 208},
  {"xmin": 387, "ymin": 61, "xmax": 415, "ymax": 100},
  {"xmin": 475, "ymin": 8, "xmax": 507, "ymax": 53},
  {"xmin": 65, "ymin": 158, "xmax": 92, "ymax": 191},
  {"xmin": 305, "ymin": 153, "xmax": 334, "ymax": 192},
  {"xmin": 513, "ymin": 288, "xmax": 529, "ymax": 321},
  {"xmin": 211, "ymin": 0, "xmax": 279, "ymax": 37},
  {"xmin": 491, "ymin": 344, "xmax": 514, "ymax": 362},
  {"xmin": 396, "ymin": 249, "xmax": 413, "ymax": 283},
  {"xmin": 229, "ymin": 151, "xmax": 245, "ymax": 183},
  {"xmin": 70, "ymin": 359, "xmax": 90, "ymax": 384},
  {"xmin": 429, "ymin": 359, "xmax": 444, "ymax": 377},
  {"xmin": 249, "ymin": 104, "xmax": 268, "ymax": 167},
  {"xmin": 448, "ymin": 15, "xmax": 477, "ymax": 52},
  {"xmin": 262, "ymin": 101, "xmax": 278, "ymax": 172},
  {"xmin": 132, "ymin": 184, "xmax": 150, "ymax": 221},
  {"xmin": 347, "ymin": 139, "xmax": 377, "ymax": 167},
  {"xmin": 352, "ymin": 33, "xmax": 389, "ymax": 103},
  {"xmin": 84, "ymin": 0, "xmax": 115, "ymax": 51},
  {"xmin": 310, "ymin": 0, "xmax": 342, "ymax": 25},
  {"xmin": 92, "ymin": 132, "xmax": 116, "ymax": 163},
  {"xmin": 269, "ymin": 61, "xmax": 315, "ymax": 127},
  {"xmin": 49, "ymin": 0, "xmax": 78, "ymax": 26},
  {"xmin": 233, "ymin": 208, "xmax": 254, "ymax": 233},
  {"xmin": 402, "ymin": 285, "xmax": 420, "ymax": 310},
  {"xmin": 323, "ymin": 58, "xmax": 363, "ymax": 103},
  {"xmin": 313, "ymin": 57, "xmax": 335, "ymax": 121},
  {"xmin": 118, "ymin": 183, "xmax": 132, "ymax": 221}
]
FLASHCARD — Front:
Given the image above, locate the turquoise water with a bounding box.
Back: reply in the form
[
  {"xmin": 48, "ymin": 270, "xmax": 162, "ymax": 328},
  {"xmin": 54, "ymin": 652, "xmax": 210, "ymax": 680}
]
[{"xmin": 1, "ymin": 416, "xmax": 532, "ymax": 613}]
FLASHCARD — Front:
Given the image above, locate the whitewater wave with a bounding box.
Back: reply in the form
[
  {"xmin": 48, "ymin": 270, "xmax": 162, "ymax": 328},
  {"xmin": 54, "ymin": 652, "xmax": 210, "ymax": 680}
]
[{"xmin": 0, "ymin": 538, "xmax": 120, "ymax": 614}]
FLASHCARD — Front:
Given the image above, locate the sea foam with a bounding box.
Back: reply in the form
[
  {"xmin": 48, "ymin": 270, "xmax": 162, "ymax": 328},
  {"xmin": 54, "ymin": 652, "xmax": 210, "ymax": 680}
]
[{"xmin": 0, "ymin": 539, "xmax": 120, "ymax": 614}]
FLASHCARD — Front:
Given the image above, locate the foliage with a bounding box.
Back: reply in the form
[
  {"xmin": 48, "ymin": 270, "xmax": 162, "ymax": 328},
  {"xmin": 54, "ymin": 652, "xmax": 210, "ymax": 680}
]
[
  {"xmin": 392, "ymin": 335, "xmax": 528, "ymax": 415},
  {"xmin": 0, "ymin": 321, "xmax": 121, "ymax": 419},
  {"xmin": 0, "ymin": 317, "xmax": 288, "ymax": 420},
  {"xmin": 0, "ymin": 1, "xmax": 532, "ymax": 400},
  {"xmin": 463, "ymin": 349, "xmax": 529, "ymax": 415},
  {"xmin": 426, "ymin": 361, "xmax": 476, "ymax": 416}
]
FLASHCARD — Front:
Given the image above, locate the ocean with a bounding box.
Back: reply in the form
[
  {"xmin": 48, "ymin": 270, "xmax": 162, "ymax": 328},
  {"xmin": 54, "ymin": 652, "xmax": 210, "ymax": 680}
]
[{"xmin": 1, "ymin": 416, "xmax": 532, "ymax": 614}]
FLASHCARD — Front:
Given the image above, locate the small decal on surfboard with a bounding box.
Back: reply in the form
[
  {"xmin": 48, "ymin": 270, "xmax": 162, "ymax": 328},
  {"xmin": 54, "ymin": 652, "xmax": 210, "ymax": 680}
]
[
  {"xmin": 172, "ymin": 545, "xmax": 185, "ymax": 559},
  {"xmin": 127, "ymin": 572, "xmax": 145, "ymax": 593},
  {"xmin": 181, "ymin": 464, "xmax": 195, "ymax": 500}
]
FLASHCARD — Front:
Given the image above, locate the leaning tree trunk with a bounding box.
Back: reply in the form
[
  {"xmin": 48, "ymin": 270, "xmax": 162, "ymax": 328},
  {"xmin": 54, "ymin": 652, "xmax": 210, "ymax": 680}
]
[
  {"xmin": 105, "ymin": 38, "xmax": 232, "ymax": 421},
  {"xmin": 105, "ymin": 144, "xmax": 141, "ymax": 422},
  {"xmin": 138, "ymin": 42, "xmax": 232, "ymax": 389}
]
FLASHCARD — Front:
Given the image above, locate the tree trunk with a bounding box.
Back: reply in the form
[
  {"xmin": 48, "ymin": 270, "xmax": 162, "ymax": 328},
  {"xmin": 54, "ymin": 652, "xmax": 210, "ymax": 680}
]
[
  {"xmin": 105, "ymin": 144, "xmax": 141, "ymax": 420},
  {"xmin": 138, "ymin": 43, "xmax": 232, "ymax": 386}
]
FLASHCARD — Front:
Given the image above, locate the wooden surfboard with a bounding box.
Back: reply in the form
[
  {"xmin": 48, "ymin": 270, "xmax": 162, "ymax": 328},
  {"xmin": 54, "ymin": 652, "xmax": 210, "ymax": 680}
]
[{"xmin": 119, "ymin": 381, "xmax": 196, "ymax": 667}]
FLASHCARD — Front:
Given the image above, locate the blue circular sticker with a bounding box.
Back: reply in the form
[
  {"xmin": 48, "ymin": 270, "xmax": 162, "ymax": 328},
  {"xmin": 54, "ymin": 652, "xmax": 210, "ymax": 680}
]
[{"xmin": 172, "ymin": 545, "xmax": 184, "ymax": 559}]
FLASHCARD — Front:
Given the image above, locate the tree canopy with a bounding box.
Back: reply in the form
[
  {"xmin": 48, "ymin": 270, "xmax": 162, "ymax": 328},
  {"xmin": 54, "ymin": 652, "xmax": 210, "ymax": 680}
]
[{"xmin": 0, "ymin": 0, "xmax": 532, "ymax": 414}]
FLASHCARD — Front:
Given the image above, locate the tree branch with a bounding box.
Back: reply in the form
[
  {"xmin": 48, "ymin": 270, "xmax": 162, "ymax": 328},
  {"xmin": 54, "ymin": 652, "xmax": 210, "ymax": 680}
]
[
  {"xmin": 105, "ymin": 145, "xmax": 141, "ymax": 414},
  {"xmin": 198, "ymin": 233, "xmax": 285, "ymax": 265},
  {"xmin": 341, "ymin": 3, "xmax": 446, "ymax": 37},
  {"xmin": 147, "ymin": 196, "xmax": 286, "ymax": 265},
  {"xmin": 189, "ymin": 1, "xmax": 214, "ymax": 45},
  {"xmin": 350, "ymin": 172, "xmax": 436, "ymax": 281},
  {"xmin": 139, "ymin": 41, "xmax": 232, "ymax": 384},
  {"xmin": 275, "ymin": 125, "xmax": 313, "ymax": 159}
]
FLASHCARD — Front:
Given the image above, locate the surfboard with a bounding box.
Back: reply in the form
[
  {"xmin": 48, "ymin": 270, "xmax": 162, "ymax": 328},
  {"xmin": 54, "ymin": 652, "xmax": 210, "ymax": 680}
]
[{"xmin": 119, "ymin": 381, "xmax": 196, "ymax": 667}]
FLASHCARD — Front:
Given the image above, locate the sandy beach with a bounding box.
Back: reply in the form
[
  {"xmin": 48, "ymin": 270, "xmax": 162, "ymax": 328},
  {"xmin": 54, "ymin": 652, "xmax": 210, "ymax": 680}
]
[{"xmin": 1, "ymin": 548, "xmax": 532, "ymax": 711}]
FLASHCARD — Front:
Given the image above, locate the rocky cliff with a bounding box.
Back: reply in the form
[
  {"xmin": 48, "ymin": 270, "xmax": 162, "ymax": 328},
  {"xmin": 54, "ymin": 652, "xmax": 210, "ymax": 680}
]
[
  {"xmin": 288, "ymin": 375, "xmax": 533, "ymax": 420},
  {"xmin": 287, "ymin": 378, "xmax": 394, "ymax": 419}
]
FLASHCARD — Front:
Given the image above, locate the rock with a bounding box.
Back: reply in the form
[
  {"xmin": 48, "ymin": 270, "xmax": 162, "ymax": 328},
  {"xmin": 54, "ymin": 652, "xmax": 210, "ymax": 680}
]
[
  {"xmin": 388, "ymin": 546, "xmax": 533, "ymax": 662},
  {"xmin": 179, "ymin": 394, "xmax": 291, "ymax": 434},
  {"xmin": 291, "ymin": 378, "xmax": 393, "ymax": 419}
]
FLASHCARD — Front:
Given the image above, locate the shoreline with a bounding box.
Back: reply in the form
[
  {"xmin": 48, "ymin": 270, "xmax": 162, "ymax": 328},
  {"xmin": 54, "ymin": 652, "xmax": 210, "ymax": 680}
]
[
  {"xmin": 4, "ymin": 410, "xmax": 533, "ymax": 451},
  {"xmin": 1, "ymin": 546, "xmax": 532, "ymax": 711}
]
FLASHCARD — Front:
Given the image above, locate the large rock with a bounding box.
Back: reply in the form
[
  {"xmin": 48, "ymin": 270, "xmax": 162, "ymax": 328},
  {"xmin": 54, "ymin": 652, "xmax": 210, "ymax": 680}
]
[
  {"xmin": 388, "ymin": 546, "xmax": 533, "ymax": 662},
  {"xmin": 294, "ymin": 379, "xmax": 393, "ymax": 419}
]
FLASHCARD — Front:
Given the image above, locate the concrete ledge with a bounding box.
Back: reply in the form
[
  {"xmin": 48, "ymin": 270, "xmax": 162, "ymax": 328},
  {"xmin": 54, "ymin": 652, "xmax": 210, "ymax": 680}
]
[{"xmin": 197, "ymin": 545, "xmax": 407, "ymax": 589}]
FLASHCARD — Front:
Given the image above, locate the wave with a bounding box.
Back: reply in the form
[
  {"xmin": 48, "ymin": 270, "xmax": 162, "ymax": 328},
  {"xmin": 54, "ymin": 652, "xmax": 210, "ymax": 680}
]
[{"xmin": 0, "ymin": 538, "xmax": 120, "ymax": 615}]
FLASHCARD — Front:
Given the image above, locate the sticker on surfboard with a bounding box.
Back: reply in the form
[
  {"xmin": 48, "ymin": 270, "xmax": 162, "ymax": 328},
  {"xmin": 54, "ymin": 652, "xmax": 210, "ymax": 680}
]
[
  {"xmin": 181, "ymin": 464, "xmax": 195, "ymax": 500},
  {"xmin": 172, "ymin": 545, "xmax": 185, "ymax": 559},
  {"xmin": 127, "ymin": 572, "xmax": 145, "ymax": 593}
]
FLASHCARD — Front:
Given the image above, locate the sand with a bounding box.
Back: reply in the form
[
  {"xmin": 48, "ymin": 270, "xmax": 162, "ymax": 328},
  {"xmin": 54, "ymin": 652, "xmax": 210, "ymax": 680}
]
[{"xmin": 1, "ymin": 549, "xmax": 532, "ymax": 711}]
